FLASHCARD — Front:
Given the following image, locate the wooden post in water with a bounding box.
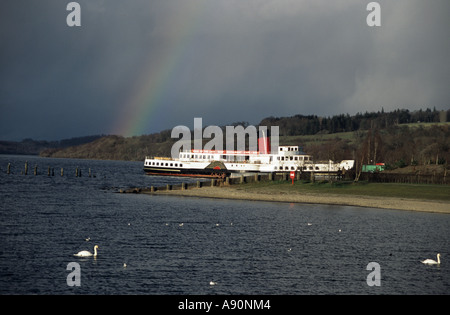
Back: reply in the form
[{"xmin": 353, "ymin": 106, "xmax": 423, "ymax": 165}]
[
  {"xmin": 197, "ymin": 181, "xmax": 201, "ymax": 188},
  {"xmin": 7, "ymin": 163, "xmax": 11, "ymax": 174},
  {"xmin": 24, "ymin": 161, "xmax": 28, "ymax": 175},
  {"xmin": 211, "ymin": 179, "xmax": 215, "ymax": 187},
  {"xmin": 34, "ymin": 165, "xmax": 37, "ymax": 176},
  {"xmin": 61, "ymin": 167, "xmax": 64, "ymax": 177},
  {"xmin": 89, "ymin": 168, "xmax": 91, "ymax": 177}
]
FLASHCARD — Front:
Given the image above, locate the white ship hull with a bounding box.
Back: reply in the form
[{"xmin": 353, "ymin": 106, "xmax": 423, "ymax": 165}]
[{"xmin": 144, "ymin": 146, "xmax": 354, "ymax": 179}]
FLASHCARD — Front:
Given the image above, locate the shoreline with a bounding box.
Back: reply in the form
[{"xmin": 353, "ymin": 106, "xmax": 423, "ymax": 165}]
[{"xmin": 141, "ymin": 185, "xmax": 450, "ymax": 214}]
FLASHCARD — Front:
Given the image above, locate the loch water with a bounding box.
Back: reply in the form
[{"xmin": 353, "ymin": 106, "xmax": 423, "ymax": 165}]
[{"xmin": 0, "ymin": 155, "xmax": 449, "ymax": 294}]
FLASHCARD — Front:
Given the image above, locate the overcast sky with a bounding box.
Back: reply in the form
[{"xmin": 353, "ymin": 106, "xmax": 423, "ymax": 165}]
[{"xmin": 1, "ymin": 0, "xmax": 449, "ymax": 141}]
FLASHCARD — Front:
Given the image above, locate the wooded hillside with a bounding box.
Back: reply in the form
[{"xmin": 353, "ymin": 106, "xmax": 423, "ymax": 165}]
[{"xmin": 39, "ymin": 108, "xmax": 449, "ymax": 175}]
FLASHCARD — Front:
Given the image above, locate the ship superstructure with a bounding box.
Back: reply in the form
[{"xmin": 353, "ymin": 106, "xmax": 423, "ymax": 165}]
[{"xmin": 144, "ymin": 135, "xmax": 353, "ymax": 178}]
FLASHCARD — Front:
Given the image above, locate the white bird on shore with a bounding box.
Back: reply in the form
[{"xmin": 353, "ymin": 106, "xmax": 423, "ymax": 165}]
[
  {"xmin": 74, "ymin": 245, "xmax": 99, "ymax": 257},
  {"xmin": 421, "ymin": 253, "xmax": 441, "ymax": 265}
]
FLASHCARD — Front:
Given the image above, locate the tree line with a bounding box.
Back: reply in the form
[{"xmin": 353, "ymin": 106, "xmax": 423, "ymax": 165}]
[
  {"xmin": 259, "ymin": 108, "xmax": 448, "ymax": 136},
  {"xmin": 36, "ymin": 108, "xmax": 450, "ymax": 175}
]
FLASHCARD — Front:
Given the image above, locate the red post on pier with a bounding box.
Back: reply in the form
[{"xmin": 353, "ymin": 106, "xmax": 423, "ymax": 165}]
[{"xmin": 290, "ymin": 171, "xmax": 296, "ymax": 185}]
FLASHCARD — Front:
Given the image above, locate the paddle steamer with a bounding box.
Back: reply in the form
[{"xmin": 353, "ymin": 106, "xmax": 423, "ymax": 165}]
[{"xmin": 143, "ymin": 135, "xmax": 354, "ymax": 178}]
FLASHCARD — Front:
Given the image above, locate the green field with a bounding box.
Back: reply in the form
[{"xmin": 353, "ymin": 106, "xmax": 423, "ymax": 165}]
[{"xmin": 235, "ymin": 180, "xmax": 450, "ymax": 202}]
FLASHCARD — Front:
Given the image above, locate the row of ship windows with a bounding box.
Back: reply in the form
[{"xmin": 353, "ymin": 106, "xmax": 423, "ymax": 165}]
[
  {"xmin": 145, "ymin": 161, "xmax": 183, "ymax": 167},
  {"xmin": 274, "ymin": 166, "xmax": 319, "ymax": 171},
  {"xmin": 277, "ymin": 156, "xmax": 311, "ymax": 161},
  {"xmin": 180, "ymin": 154, "xmax": 214, "ymax": 159}
]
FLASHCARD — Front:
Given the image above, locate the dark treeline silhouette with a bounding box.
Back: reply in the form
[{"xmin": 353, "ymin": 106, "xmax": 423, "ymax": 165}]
[
  {"xmin": 0, "ymin": 135, "xmax": 104, "ymax": 155},
  {"xmin": 9, "ymin": 108, "xmax": 449, "ymax": 175},
  {"xmin": 259, "ymin": 108, "xmax": 449, "ymax": 136}
]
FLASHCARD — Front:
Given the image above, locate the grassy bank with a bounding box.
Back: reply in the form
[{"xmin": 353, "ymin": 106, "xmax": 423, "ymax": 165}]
[{"xmin": 233, "ymin": 180, "xmax": 450, "ymax": 202}]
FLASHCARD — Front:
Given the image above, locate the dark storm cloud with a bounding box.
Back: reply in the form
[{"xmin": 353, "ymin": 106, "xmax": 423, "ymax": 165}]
[{"xmin": 1, "ymin": 0, "xmax": 449, "ymax": 140}]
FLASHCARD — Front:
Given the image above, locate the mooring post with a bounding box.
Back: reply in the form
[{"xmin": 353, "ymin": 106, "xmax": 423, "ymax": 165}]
[
  {"xmin": 24, "ymin": 161, "xmax": 28, "ymax": 175},
  {"xmin": 197, "ymin": 181, "xmax": 201, "ymax": 188},
  {"xmin": 89, "ymin": 168, "xmax": 91, "ymax": 177},
  {"xmin": 211, "ymin": 179, "xmax": 215, "ymax": 187},
  {"xmin": 7, "ymin": 163, "xmax": 11, "ymax": 174},
  {"xmin": 61, "ymin": 167, "xmax": 64, "ymax": 177},
  {"xmin": 75, "ymin": 167, "xmax": 78, "ymax": 177},
  {"xmin": 34, "ymin": 165, "xmax": 37, "ymax": 176}
]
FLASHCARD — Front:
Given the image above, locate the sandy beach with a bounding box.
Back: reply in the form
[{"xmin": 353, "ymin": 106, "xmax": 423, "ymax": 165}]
[{"xmin": 143, "ymin": 185, "xmax": 450, "ymax": 214}]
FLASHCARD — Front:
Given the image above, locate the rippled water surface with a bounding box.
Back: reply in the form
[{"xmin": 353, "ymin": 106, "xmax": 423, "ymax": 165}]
[{"xmin": 0, "ymin": 155, "xmax": 449, "ymax": 294}]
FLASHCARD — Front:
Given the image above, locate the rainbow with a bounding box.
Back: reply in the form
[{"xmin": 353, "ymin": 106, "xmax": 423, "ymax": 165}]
[{"xmin": 111, "ymin": 2, "xmax": 209, "ymax": 137}]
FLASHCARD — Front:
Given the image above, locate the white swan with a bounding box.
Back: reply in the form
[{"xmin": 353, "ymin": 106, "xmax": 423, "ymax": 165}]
[
  {"xmin": 421, "ymin": 253, "xmax": 441, "ymax": 265},
  {"xmin": 74, "ymin": 245, "xmax": 99, "ymax": 257}
]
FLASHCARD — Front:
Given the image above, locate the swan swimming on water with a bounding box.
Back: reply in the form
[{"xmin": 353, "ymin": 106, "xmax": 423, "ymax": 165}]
[
  {"xmin": 421, "ymin": 253, "xmax": 441, "ymax": 265},
  {"xmin": 74, "ymin": 245, "xmax": 99, "ymax": 257}
]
